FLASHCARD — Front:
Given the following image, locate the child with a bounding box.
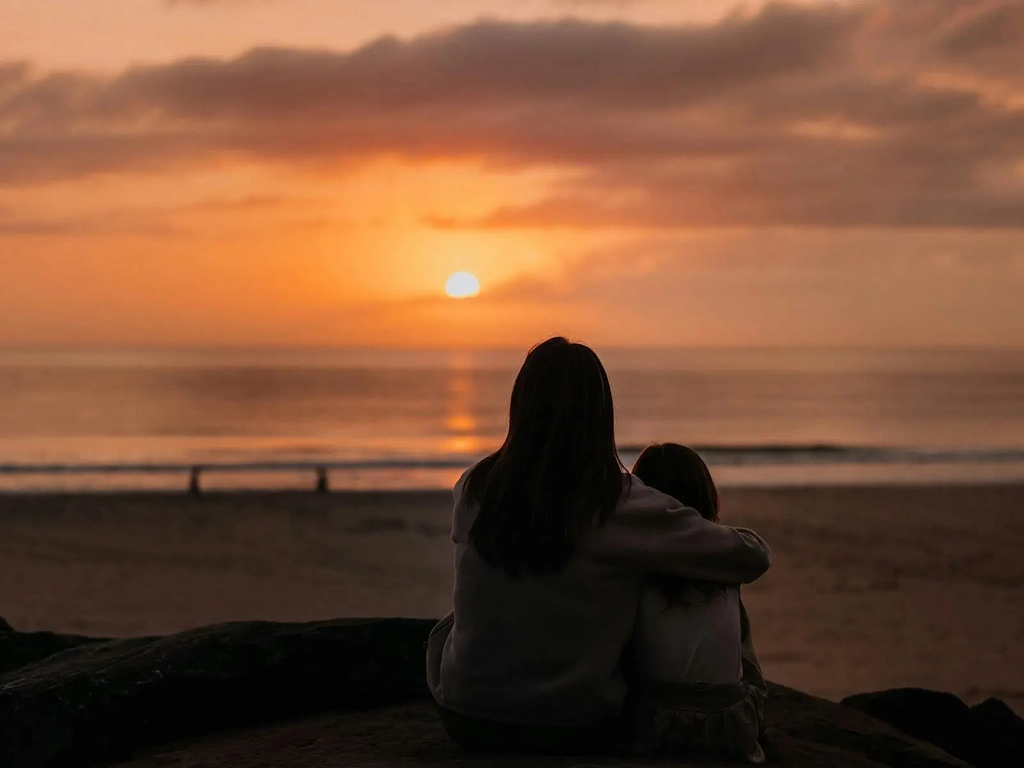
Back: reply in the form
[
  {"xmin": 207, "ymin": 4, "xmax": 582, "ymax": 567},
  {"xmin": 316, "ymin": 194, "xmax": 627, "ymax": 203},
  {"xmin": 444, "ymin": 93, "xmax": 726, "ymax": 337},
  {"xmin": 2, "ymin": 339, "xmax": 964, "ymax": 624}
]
[{"xmin": 628, "ymin": 443, "xmax": 768, "ymax": 763}]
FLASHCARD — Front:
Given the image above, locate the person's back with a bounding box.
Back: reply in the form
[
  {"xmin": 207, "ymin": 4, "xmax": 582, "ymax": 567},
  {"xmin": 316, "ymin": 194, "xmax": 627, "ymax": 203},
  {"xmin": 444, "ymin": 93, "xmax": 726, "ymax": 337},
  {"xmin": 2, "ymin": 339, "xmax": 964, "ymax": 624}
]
[
  {"xmin": 431, "ymin": 469, "xmax": 770, "ymax": 731},
  {"xmin": 633, "ymin": 582, "xmax": 743, "ymax": 686},
  {"xmin": 426, "ymin": 339, "xmax": 772, "ymax": 755}
]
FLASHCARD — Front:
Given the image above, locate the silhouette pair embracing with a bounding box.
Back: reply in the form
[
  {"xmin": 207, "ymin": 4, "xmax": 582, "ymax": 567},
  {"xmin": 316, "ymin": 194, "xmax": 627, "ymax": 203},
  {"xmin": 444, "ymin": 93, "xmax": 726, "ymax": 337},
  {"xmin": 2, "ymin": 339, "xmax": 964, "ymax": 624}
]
[{"xmin": 427, "ymin": 337, "xmax": 771, "ymax": 761}]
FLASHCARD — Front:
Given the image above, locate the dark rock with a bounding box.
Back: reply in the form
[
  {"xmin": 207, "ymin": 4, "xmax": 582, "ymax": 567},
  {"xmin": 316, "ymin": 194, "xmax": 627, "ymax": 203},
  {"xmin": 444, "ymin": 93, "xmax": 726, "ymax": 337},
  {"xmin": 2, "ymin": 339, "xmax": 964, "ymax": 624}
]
[
  {"xmin": 971, "ymin": 698, "xmax": 1024, "ymax": 755},
  {"xmin": 0, "ymin": 626, "xmax": 100, "ymax": 677},
  {"xmin": 0, "ymin": 618, "xmax": 435, "ymax": 768},
  {"xmin": 115, "ymin": 684, "xmax": 969, "ymax": 768},
  {"xmin": 0, "ymin": 617, "xmax": 978, "ymax": 768},
  {"xmin": 0, "ymin": 615, "xmax": 12, "ymax": 632},
  {"xmin": 764, "ymin": 684, "xmax": 967, "ymax": 768},
  {"xmin": 843, "ymin": 688, "xmax": 1018, "ymax": 768}
]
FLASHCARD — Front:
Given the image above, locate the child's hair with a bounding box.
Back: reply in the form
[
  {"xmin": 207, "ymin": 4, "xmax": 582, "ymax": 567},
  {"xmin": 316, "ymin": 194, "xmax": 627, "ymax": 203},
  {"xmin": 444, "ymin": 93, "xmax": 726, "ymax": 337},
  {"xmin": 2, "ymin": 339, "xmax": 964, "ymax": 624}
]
[
  {"xmin": 632, "ymin": 443, "xmax": 722, "ymax": 601},
  {"xmin": 631, "ymin": 443, "xmax": 720, "ymax": 523}
]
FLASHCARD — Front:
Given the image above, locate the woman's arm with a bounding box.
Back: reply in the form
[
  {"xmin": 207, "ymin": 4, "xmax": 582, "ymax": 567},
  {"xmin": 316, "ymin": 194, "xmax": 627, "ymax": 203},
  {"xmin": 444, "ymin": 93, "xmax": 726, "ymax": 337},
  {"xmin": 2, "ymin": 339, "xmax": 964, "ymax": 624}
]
[
  {"xmin": 632, "ymin": 514, "xmax": 771, "ymax": 583},
  {"xmin": 589, "ymin": 478, "xmax": 772, "ymax": 584}
]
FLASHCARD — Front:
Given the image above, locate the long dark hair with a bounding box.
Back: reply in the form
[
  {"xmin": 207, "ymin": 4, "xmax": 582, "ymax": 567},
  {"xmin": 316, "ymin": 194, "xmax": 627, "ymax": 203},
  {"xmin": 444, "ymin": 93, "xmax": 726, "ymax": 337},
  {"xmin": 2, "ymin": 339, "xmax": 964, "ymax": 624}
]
[
  {"xmin": 466, "ymin": 337, "xmax": 625, "ymax": 577},
  {"xmin": 632, "ymin": 443, "xmax": 722, "ymax": 600},
  {"xmin": 631, "ymin": 443, "xmax": 720, "ymax": 523}
]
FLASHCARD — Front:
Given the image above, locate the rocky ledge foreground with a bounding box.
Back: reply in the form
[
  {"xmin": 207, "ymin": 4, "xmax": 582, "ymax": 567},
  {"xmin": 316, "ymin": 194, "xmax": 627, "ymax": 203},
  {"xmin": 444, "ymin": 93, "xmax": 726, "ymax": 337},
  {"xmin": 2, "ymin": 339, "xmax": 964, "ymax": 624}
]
[{"xmin": 0, "ymin": 616, "xmax": 1020, "ymax": 768}]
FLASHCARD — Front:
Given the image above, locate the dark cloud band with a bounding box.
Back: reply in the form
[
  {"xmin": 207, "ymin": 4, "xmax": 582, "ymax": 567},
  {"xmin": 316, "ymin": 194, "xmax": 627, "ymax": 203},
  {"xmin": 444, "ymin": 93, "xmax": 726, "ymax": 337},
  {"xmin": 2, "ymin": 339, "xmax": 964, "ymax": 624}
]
[{"xmin": 2, "ymin": 1, "xmax": 1022, "ymax": 228}]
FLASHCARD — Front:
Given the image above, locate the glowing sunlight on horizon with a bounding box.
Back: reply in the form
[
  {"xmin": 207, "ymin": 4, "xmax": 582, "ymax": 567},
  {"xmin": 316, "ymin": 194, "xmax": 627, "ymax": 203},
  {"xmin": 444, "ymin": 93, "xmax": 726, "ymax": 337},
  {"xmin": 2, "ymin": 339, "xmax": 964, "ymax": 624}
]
[{"xmin": 445, "ymin": 272, "xmax": 481, "ymax": 300}]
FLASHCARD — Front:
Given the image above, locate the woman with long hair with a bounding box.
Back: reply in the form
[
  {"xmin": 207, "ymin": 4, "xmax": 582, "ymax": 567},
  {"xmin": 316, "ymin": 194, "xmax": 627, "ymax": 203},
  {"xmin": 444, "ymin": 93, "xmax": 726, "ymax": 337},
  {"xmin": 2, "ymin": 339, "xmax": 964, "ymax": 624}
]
[{"xmin": 426, "ymin": 338, "xmax": 772, "ymax": 754}]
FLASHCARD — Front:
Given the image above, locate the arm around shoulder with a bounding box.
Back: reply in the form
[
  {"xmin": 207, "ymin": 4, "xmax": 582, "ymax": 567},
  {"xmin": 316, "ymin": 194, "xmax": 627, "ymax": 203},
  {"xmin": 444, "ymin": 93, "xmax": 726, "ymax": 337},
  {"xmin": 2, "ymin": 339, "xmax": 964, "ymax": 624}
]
[
  {"xmin": 644, "ymin": 516, "xmax": 771, "ymax": 584},
  {"xmin": 597, "ymin": 478, "xmax": 772, "ymax": 584}
]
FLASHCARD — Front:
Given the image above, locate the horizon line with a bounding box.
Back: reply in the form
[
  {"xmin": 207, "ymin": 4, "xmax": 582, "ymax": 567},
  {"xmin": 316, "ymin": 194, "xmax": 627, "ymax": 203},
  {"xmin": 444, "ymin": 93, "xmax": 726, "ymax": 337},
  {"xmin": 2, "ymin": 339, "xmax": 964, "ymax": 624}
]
[{"xmin": 2, "ymin": 342, "xmax": 1023, "ymax": 353}]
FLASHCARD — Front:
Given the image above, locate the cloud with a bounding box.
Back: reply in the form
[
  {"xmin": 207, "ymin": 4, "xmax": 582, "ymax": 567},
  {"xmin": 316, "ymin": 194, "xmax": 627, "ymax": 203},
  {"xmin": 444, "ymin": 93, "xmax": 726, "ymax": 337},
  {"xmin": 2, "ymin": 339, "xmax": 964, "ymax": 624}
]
[
  {"xmin": 2, "ymin": 1, "xmax": 1023, "ymax": 228},
  {"xmin": 550, "ymin": 1, "xmax": 672, "ymax": 6},
  {"xmin": 479, "ymin": 232, "xmax": 1024, "ymax": 346},
  {"xmin": 164, "ymin": 0, "xmax": 264, "ymax": 6},
  {"xmin": 0, "ymin": 211, "xmax": 188, "ymax": 237},
  {"xmin": 0, "ymin": 193, "xmax": 324, "ymax": 238},
  {"xmin": 940, "ymin": 0, "xmax": 1024, "ymax": 57}
]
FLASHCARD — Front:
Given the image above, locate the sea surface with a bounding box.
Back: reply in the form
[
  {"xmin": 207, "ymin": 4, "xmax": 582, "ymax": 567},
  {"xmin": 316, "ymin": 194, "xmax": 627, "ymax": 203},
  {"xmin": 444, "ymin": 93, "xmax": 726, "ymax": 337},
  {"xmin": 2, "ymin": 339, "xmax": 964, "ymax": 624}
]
[{"xmin": 1, "ymin": 346, "xmax": 1022, "ymax": 491}]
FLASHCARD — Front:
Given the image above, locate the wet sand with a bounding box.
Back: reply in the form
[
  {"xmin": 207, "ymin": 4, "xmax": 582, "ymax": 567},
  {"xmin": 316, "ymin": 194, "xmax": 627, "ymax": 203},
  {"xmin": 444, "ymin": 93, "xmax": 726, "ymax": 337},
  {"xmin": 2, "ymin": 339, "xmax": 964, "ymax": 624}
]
[{"xmin": 1, "ymin": 483, "xmax": 1021, "ymax": 710}]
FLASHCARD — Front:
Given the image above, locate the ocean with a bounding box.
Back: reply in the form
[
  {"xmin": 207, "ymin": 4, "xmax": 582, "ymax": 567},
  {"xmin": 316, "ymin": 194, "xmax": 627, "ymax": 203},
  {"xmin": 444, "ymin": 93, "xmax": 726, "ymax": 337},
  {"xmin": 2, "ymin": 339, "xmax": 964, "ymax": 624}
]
[{"xmin": 1, "ymin": 346, "xmax": 1022, "ymax": 491}]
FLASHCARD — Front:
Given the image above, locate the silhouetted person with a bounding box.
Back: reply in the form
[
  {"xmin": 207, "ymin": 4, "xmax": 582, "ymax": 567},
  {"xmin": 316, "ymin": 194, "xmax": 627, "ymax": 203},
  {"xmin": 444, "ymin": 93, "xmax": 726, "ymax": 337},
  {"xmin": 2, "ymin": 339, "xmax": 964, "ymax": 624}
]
[
  {"xmin": 629, "ymin": 444, "xmax": 767, "ymax": 762},
  {"xmin": 316, "ymin": 467, "xmax": 329, "ymax": 494},
  {"xmin": 188, "ymin": 466, "xmax": 202, "ymax": 496},
  {"xmin": 426, "ymin": 337, "xmax": 772, "ymax": 756}
]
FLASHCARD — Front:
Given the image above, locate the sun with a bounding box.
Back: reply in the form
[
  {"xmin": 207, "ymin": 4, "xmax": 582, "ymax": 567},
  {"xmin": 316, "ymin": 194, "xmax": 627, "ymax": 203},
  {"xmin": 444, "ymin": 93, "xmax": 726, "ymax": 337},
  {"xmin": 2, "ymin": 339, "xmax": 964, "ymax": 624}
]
[{"xmin": 445, "ymin": 271, "xmax": 481, "ymax": 299}]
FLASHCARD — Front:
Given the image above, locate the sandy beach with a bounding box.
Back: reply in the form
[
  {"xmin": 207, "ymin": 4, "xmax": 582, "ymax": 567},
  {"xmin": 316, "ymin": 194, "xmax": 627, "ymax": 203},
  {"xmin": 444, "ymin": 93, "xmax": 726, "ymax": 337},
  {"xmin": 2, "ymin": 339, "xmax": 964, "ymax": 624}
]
[{"xmin": 1, "ymin": 483, "xmax": 1021, "ymax": 712}]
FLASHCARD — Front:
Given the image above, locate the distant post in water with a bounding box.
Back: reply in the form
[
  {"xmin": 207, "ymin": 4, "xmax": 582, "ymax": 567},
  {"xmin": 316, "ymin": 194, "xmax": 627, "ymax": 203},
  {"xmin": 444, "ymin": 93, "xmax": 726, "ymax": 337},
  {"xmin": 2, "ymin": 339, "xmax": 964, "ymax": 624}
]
[
  {"xmin": 189, "ymin": 466, "xmax": 202, "ymax": 496},
  {"xmin": 316, "ymin": 467, "xmax": 330, "ymax": 495}
]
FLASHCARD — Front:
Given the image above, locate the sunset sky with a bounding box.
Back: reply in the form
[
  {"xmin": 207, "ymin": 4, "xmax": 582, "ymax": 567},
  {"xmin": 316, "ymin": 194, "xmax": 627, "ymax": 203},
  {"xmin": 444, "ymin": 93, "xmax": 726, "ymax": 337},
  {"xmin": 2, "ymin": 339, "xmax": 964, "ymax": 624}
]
[{"xmin": 2, "ymin": 0, "xmax": 1023, "ymax": 348}]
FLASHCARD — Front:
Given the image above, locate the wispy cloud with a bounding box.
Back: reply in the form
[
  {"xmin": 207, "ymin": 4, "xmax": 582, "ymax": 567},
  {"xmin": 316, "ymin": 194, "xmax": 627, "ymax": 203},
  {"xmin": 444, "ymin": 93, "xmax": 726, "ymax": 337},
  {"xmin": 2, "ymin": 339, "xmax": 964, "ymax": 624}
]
[
  {"xmin": 2, "ymin": 1, "xmax": 1022, "ymax": 228},
  {"xmin": 0, "ymin": 212, "xmax": 189, "ymax": 237},
  {"xmin": 164, "ymin": 0, "xmax": 266, "ymax": 6}
]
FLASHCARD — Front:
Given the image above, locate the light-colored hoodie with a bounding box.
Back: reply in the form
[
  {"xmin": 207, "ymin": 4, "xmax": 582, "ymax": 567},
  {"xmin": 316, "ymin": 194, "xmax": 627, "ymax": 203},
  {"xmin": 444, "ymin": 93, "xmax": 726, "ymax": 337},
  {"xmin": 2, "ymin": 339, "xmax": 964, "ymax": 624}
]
[{"xmin": 426, "ymin": 469, "xmax": 772, "ymax": 727}]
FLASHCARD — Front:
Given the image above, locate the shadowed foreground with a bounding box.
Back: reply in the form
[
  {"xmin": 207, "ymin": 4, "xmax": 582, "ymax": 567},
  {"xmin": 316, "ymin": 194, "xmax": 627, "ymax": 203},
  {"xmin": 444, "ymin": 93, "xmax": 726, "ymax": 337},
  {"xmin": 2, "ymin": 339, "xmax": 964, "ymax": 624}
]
[
  {"xmin": 113, "ymin": 692, "xmax": 966, "ymax": 768},
  {"xmin": 4, "ymin": 617, "xmax": 1021, "ymax": 768}
]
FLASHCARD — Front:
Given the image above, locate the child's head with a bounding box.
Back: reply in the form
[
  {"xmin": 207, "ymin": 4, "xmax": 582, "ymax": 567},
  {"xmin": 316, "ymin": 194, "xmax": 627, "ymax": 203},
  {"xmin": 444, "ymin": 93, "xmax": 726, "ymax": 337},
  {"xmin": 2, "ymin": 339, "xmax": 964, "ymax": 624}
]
[{"xmin": 632, "ymin": 443, "xmax": 720, "ymax": 522}]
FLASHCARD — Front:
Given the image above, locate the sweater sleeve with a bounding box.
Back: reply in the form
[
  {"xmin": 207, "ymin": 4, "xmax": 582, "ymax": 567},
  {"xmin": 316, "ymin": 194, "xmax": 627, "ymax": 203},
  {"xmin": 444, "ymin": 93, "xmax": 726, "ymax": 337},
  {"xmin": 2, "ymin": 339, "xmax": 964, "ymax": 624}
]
[{"xmin": 590, "ymin": 477, "xmax": 773, "ymax": 584}]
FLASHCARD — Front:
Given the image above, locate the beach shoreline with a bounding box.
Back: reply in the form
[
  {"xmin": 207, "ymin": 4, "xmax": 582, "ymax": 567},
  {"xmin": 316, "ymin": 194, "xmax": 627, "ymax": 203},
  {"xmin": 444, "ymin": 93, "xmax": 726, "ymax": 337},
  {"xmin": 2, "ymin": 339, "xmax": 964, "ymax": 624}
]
[{"xmin": 2, "ymin": 483, "xmax": 1022, "ymax": 712}]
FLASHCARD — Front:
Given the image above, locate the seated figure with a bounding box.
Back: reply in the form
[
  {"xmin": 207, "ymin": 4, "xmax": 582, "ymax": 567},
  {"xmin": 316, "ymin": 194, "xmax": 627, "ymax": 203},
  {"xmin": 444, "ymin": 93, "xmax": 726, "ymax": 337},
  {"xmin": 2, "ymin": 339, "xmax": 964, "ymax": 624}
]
[{"xmin": 628, "ymin": 443, "xmax": 768, "ymax": 764}]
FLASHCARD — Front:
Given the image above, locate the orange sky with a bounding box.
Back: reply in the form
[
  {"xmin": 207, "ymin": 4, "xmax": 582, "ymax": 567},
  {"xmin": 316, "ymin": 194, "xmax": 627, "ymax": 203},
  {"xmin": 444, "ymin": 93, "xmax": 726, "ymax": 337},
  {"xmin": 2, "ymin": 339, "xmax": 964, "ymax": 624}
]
[{"xmin": 2, "ymin": 0, "xmax": 1023, "ymax": 348}]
